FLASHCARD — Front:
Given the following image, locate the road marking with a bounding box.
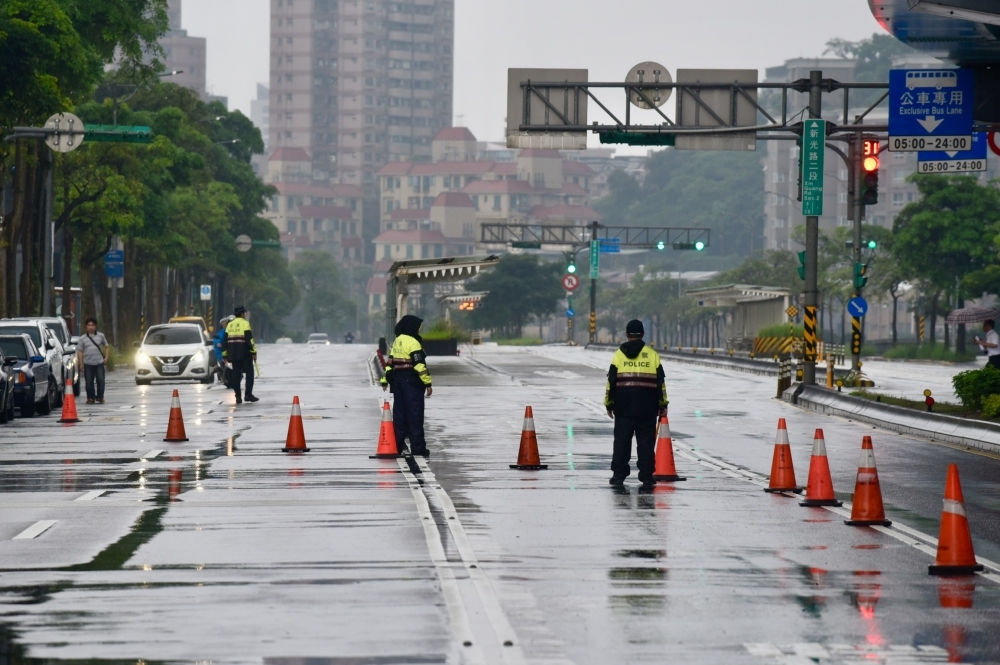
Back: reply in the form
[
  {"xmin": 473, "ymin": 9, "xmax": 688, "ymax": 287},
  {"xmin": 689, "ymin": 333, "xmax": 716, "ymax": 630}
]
[
  {"xmin": 394, "ymin": 457, "xmax": 487, "ymax": 665},
  {"xmin": 75, "ymin": 490, "xmax": 106, "ymax": 501},
  {"xmin": 746, "ymin": 642, "xmax": 949, "ymax": 663},
  {"xmin": 13, "ymin": 520, "xmax": 57, "ymax": 540},
  {"xmin": 414, "ymin": 457, "xmax": 527, "ymax": 665},
  {"xmin": 673, "ymin": 441, "xmax": 1000, "ymax": 581},
  {"xmin": 141, "ymin": 450, "xmax": 163, "ymax": 460}
]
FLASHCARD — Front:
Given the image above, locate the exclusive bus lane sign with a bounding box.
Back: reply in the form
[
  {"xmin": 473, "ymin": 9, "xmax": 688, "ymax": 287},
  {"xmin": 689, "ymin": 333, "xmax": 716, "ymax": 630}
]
[
  {"xmin": 918, "ymin": 132, "xmax": 987, "ymax": 173},
  {"xmin": 888, "ymin": 69, "xmax": 973, "ymax": 152}
]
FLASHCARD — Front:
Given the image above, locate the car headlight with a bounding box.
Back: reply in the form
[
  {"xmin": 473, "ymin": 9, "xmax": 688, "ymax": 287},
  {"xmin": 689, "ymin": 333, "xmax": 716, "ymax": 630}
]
[
  {"xmin": 192, "ymin": 349, "xmax": 206, "ymax": 362},
  {"xmin": 15, "ymin": 372, "xmax": 26, "ymax": 384},
  {"xmin": 135, "ymin": 351, "xmax": 149, "ymax": 363}
]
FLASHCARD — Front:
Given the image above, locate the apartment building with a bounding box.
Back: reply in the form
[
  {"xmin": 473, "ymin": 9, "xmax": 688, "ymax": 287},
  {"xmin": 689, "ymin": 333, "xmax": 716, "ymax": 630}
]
[
  {"xmin": 159, "ymin": 0, "xmax": 227, "ymax": 106},
  {"xmin": 268, "ymin": 0, "xmax": 454, "ymax": 194}
]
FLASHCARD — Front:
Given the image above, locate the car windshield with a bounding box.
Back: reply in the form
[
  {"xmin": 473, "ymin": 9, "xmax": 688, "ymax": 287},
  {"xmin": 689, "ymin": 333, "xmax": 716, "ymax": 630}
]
[
  {"xmin": 0, "ymin": 338, "xmax": 28, "ymax": 361},
  {"xmin": 44, "ymin": 322, "xmax": 67, "ymax": 344},
  {"xmin": 309, "ymin": 334, "xmax": 329, "ymax": 341},
  {"xmin": 144, "ymin": 327, "xmax": 203, "ymax": 345},
  {"xmin": 0, "ymin": 325, "xmax": 41, "ymax": 348}
]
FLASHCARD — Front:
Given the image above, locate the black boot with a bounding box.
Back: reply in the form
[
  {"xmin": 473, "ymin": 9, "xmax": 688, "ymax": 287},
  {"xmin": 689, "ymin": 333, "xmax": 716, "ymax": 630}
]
[
  {"xmin": 244, "ymin": 394, "xmax": 259, "ymax": 403},
  {"xmin": 235, "ymin": 393, "xmax": 242, "ymax": 404}
]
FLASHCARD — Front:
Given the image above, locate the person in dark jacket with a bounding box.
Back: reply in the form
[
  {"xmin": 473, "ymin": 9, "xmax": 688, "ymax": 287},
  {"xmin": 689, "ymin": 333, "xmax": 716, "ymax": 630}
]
[
  {"xmin": 380, "ymin": 315, "xmax": 433, "ymax": 457},
  {"xmin": 604, "ymin": 319, "xmax": 668, "ymax": 487}
]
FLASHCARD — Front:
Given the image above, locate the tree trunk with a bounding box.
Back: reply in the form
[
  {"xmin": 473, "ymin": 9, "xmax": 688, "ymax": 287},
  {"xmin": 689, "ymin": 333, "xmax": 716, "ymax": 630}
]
[
  {"xmin": 929, "ymin": 292, "xmax": 939, "ymax": 344},
  {"xmin": 890, "ymin": 291, "xmax": 899, "ymax": 345},
  {"xmin": 956, "ymin": 296, "xmax": 966, "ymax": 354},
  {"xmin": 61, "ymin": 220, "xmax": 74, "ymax": 330}
]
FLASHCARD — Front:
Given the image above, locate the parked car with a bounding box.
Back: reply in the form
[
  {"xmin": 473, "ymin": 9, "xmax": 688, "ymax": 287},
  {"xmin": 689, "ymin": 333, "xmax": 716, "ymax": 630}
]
[
  {"xmin": 0, "ymin": 320, "xmax": 65, "ymax": 406},
  {"xmin": 0, "ymin": 347, "xmax": 17, "ymax": 424},
  {"xmin": 0, "ymin": 334, "xmax": 55, "ymax": 417},
  {"xmin": 134, "ymin": 323, "xmax": 214, "ymax": 385},
  {"xmin": 34, "ymin": 316, "xmax": 81, "ymax": 397},
  {"xmin": 307, "ymin": 333, "xmax": 330, "ymax": 345}
]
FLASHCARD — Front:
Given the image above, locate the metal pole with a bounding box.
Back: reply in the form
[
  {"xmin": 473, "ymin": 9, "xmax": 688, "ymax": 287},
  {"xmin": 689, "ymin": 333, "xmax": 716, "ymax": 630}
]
[
  {"xmin": 112, "ymin": 280, "xmax": 119, "ymax": 350},
  {"xmin": 42, "ymin": 151, "xmax": 53, "ymax": 316},
  {"xmin": 851, "ymin": 134, "xmax": 864, "ymax": 374},
  {"xmin": 589, "ymin": 220, "xmax": 598, "ymax": 344},
  {"xmin": 802, "ymin": 70, "xmax": 823, "ymax": 385}
]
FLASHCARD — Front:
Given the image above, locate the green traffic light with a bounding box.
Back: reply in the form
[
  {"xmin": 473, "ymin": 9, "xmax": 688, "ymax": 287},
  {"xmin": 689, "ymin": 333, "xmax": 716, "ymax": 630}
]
[
  {"xmin": 866, "ymin": 239, "xmax": 877, "ymax": 249},
  {"xmin": 567, "ymin": 264, "xmax": 576, "ymax": 274},
  {"xmin": 656, "ymin": 241, "xmax": 665, "ymax": 250},
  {"xmin": 694, "ymin": 241, "xmax": 705, "ymax": 251}
]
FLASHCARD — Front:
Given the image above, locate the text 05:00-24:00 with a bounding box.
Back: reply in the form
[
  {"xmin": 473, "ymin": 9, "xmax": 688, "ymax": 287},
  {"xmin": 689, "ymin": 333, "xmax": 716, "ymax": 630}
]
[
  {"xmin": 918, "ymin": 160, "xmax": 985, "ymax": 173},
  {"xmin": 890, "ymin": 136, "xmax": 970, "ymax": 151}
]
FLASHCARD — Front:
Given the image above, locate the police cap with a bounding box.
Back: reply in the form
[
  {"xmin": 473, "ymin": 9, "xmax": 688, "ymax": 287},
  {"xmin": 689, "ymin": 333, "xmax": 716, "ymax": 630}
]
[
  {"xmin": 234, "ymin": 305, "xmax": 247, "ymax": 316},
  {"xmin": 626, "ymin": 319, "xmax": 644, "ymax": 336}
]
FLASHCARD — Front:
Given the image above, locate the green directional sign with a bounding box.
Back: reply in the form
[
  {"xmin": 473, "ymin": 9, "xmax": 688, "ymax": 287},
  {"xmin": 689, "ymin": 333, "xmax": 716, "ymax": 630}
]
[
  {"xmin": 800, "ymin": 118, "xmax": 825, "ymax": 216},
  {"xmin": 84, "ymin": 125, "xmax": 153, "ymax": 144},
  {"xmin": 589, "ymin": 240, "xmax": 599, "ymax": 279}
]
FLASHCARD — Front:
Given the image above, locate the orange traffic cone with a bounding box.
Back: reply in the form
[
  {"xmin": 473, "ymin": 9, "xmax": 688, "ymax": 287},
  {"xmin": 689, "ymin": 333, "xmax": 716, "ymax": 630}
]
[
  {"xmin": 845, "ymin": 436, "xmax": 892, "ymax": 526},
  {"xmin": 510, "ymin": 406, "xmax": 547, "ymax": 470},
  {"xmin": 282, "ymin": 396, "xmax": 310, "ymax": 452},
  {"xmin": 929, "ymin": 464, "xmax": 983, "ymax": 576},
  {"xmin": 370, "ymin": 401, "xmax": 402, "ymax": 458},
  {"xmin": 58, "ymin": 378, "xmax": 79, "ymax": 424},
  {"xmin": 800, "ymin": 429, "xmax": 842, "ymax": 507},
  {"xmin": 764, "ymin": 418, "xmax": 802, "ymax": 493},
  {"xmin": 163, "ymin": 389, "xmax": 189, "ymax": 442},
  {"xmin": 652, "ymin": 416, "xmax": 685, "ymax": 482}
]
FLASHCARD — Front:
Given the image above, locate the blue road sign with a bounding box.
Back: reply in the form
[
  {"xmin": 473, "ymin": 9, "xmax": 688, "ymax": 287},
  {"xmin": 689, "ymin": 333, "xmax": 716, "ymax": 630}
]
[
  {"xmin": 888, "ymin": 68, "xmax": 973, "ymax": 152},
  {"xmin": 104, "ymin": 249, "xmax": 124, "ymax": 279},
  {"xmin": 918, "ymin": 132, "xmax": 987, "ymax": 173},
  {"xmin": 599, "ymin": 238, "xmax": 621, "ymax": 254},
  {"xmin": 847, "ymin": 297, "xmax": 869, "ymax": 319},
  {"xmin": 566, "ymin": 308, "xmax": 575, "ymax": 318}
]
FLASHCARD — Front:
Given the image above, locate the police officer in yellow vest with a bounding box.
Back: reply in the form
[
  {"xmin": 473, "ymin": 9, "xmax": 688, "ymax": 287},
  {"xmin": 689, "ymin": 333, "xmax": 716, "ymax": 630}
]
[
  {"xmin": 604, "ymin": 319, "xmax": 668, "ymax": 487},
  {"xmin": 380, "ymin": 315, "xmax": 433, "ymax": 456},
  {"xmin": 222, "ymin": 306, "xmax": 258, "ymax": 404}
]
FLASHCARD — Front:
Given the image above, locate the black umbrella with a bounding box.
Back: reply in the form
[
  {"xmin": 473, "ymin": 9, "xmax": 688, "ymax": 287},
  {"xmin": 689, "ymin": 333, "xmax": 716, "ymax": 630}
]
[{"xmin": 945, "ymin": 306, "xmax": 1000, "ymax": 324}]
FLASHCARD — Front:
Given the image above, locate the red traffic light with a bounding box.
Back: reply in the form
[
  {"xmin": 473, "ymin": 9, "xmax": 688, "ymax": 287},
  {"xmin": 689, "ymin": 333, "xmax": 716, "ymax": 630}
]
[{"xmin": 863, "ymin": 156, "xmax": 879, "ymax": 172}]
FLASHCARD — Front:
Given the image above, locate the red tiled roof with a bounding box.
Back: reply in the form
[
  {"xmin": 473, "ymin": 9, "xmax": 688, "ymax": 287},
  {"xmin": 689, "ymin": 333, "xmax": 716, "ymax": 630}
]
[
  {"xmin": 562, "ymin": 160, "xmax": 596, "ymax": 176},
  {"xmin": 461, "ymin": 179, "xmax": 536, "ymax": 194},
  {"xmin": 329, "ymin": 184, "xmax": 363, "ymax": 197},
  {"xmin": 378, "ymin": 162, "xmax": 413, "ymax": 176},
  {"xmin": 433, "ymin": 192, "xmax": 474, "ymax": 208},
  {"xmin": 279, "ymin": 233, "xmax": 314, "ymax": 247},
  {"xmin": 270, "ymin": 147, "xmax": 311, "ymax": 162},
  {"xmin": 298, "ymin": 205, "xmax": 354, "ymax": 219},
  {"xmin": 274, "ymin": 182, "xmax": 363, "ymax": 198},
  {"xmin": 366, "ymin": 276, "xmax": 387, "ymax": 295},
  {"xmin": 530, "ymin": 204, "xmax": 602, "ymax": 221},
  {"xmin": 389, "ymin": 208, "xmax": 431, "ymax": 220},
  {"xmin": 373, "ymin": 229, "xmax": 449, "ymax": 244},
  {"xmin": 410, "ymin": 161, "xmax": 495, "ymax": 176},
  {"xmin": 561, "ymin": 183, "xmax": 588, "ymax": 197},
  {"xmin": 518, "ymin": 148, "xmax": 562, "ymax": 158},
  {"xmin": 342, "ymin": 236, "xmax": 363, "ymax": 249},
  {"xmin": 491, "ymin": 163, "xmax": 518, "ymax": 175},
  {"xmin": 433, "ymin": 127, "xmax": 477, "ymax": 141},
  {"xmin": 373, "ymin": 259, "xmax": 395, "ymax": 273}
]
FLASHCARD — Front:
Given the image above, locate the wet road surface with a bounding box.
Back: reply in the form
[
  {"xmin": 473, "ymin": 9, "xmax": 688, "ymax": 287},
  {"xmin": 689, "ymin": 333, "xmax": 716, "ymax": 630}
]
[{"xmin": 0, "ymin": 343, "xmax": 997, "ymax": 664}]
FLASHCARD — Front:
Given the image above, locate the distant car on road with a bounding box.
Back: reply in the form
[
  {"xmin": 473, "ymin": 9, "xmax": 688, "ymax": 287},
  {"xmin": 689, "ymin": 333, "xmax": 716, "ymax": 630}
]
[
  {"xmin": 0, "ymin": 320, "xmax": 64, "ymax": 407},
  {"xmin": 0, "ymin": 334, "xmax": 55, "ymax": 417},
  {"xmin": 275, "ymin": 337, "xmax": 293, "ymax": 345},
  {"xmin": 0, "ymin": 346, "xmax": 16, "ymax": 423},
  {"xmin": 307, "ymin": 333, "xmax": 330, "ymax": 345},
  {"xmin": 135, "ymin": 324, "xmax": 215, "ymax": 385}
]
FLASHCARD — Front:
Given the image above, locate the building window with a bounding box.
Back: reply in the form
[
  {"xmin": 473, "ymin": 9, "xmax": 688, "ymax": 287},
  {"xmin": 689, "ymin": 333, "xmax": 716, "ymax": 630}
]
[
  {"xmin": 493, "ymin": 195, "xmax": 501, "ymax": 211},
  {"xmin": 384, "ymin": 198, "xmax": 394, "ymax": 212},
  {"xmin": 374, "ymin": 294, "xmax": 381, "ymax": 308},
  {"xmin": 314, "ymin": 219, "xmax": 323, "ymax": 231},
  {"xmin": 288, "ymin": 220, "xmax": 297, "ymax": 233},
  {"xmin": 434, "ymin": 244, "xmax": 443, "ymax": 258},
  {"xmin": 892, "ymin": 192, "xmax": 904, "ymax": 207},
  {"xmin": 406, "ymin": 244, "xmax": 413, "ymax": 258},
  {"xmin": 421, "ymin": 244, "xmax": 429, "ymax": 259},
  {"xmin": 383, "ymin": 245, "xmax": 391, "ymax": 259}
]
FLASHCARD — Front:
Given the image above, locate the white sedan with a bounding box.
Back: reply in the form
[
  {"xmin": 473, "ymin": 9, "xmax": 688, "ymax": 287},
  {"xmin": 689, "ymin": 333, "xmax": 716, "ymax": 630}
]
[{"xmin": 135, "ymin": 324, "xmax": 214, "ymax": 385}]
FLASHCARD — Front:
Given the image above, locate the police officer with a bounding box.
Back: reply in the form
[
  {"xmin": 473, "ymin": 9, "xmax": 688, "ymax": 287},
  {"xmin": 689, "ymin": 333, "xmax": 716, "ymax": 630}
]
[
  {"xmin": 380, "ymin": 315, "xmax": 433, "ymax": 457},
  {"xmin": 222, "ymin": 306, "xmax": 258, "ymax": 404},
  {"xmin": 604, "ymin": 319, "xmax": 668, "ymax": 487}
]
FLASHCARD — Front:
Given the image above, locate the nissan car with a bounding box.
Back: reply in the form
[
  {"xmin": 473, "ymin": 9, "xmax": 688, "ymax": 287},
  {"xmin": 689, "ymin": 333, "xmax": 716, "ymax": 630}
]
[{"xmin": 135, "ymin": 323, "xmax": 215, "ymax": 385}]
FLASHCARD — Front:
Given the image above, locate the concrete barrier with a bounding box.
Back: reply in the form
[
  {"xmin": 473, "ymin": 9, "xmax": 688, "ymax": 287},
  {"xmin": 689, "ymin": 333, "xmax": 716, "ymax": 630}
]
[
  {"xmin": 585, "ymin": 344, "xmax": 781, "ymax": 377},
  {"xmin": 786, "ymin": 384, "xmax": 1000, "ymax": 455}
]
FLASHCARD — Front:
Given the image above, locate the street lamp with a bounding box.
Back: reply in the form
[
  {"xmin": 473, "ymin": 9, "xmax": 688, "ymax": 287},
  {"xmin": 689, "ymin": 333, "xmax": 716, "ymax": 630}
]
[{"xmin": 212, "ymin": 139, "xmax": 241, "ymax": 147}]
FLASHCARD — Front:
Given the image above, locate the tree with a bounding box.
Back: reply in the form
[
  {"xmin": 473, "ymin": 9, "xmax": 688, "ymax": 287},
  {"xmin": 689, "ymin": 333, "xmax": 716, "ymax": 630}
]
[
  {"xmin": 290, "ymin": 250, "xmax": 354, "ymax": 334},
  {"xmin": 465, "ymin": 254, "xmax": 563, "ymax": 338}
]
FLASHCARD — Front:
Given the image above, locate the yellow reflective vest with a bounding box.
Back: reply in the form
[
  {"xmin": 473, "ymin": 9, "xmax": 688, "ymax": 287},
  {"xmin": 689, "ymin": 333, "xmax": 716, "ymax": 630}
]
[
  {"xmin": 380, "ymin": 334, "xmax": 432, "ymax": 387},
  {"xmin": 223, "ymin": 317, "xmax": 256, "ymax": 361},
  {"xmin": 604, "ymin": 342, "xmax": 668, "ymax": 416}
]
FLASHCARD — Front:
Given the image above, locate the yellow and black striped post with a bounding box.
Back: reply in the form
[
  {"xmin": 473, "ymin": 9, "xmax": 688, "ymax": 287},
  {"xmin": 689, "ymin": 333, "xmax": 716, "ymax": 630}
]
[
  {"xmin": 803, "ymin": 306, "xmax": 818, "ymax": 363},
  {"xmin": 919, "ymin": 315, "xmax": 926, "ymax": 342},
  {"xmin": 851, "ymin": 316, "xmax": 862, "ymax": 376}
]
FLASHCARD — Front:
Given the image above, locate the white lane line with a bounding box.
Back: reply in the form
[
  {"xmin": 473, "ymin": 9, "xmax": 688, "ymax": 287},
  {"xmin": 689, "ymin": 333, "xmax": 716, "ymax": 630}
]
[
  {"xmin": 415, "ymin": 457, "xmax": 527, "ymax": 665},
  {"xmin": 395, "ymin": 457, "xmax": 486, "ymax": 665},
  {"xmin": 672, "ymin": 441, "xmax": 1000, "ymax": 580},
  {"xmin": 141, "ymin": 450, "xmax": 163, "ymax": 460},
  {"xmin": 75, "ymin": 490, "xmax": 106, "ymax": 501},
  {"xmin": 13, "ymin": 520, "xmax": 57, "ymax": 540}
]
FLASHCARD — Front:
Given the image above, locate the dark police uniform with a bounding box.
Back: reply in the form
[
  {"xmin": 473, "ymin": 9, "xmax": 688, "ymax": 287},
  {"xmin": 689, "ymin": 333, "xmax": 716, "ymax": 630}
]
[
  {"xmin": 380, "ymin": 315, "xmax": 432, "ymax": 456},
  {"xmin": 604, "ymin": 328, "xmax": 668, "ymax": 484},
  {"xmin": 222, "ymin": 309, "xmax": 257, "ymax": 403}
]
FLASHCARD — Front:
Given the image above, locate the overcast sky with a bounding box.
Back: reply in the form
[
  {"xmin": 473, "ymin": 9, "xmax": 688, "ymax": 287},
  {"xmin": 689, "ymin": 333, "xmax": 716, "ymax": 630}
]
[{"xmin": 183, "ymin": 0, "xmax": 884, "ymax": 142}]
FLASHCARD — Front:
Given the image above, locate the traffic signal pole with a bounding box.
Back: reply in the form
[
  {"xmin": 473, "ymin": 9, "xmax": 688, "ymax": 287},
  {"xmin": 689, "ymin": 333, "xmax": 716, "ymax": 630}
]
[
  {"xmin": 802, "ymin": 71, "xmax": 823, "ymax": 386},
  {"xmin": 851, "ymin": 134, "xmax": 864, "ymax": 374},
  {"xmin": 590, "ymin": 220, "xmax": 598, "ymax": 344}
]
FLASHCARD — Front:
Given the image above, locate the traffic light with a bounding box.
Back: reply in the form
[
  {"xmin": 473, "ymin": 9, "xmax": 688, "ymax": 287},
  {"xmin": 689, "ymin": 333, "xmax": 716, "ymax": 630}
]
[
  {"xmin": 860, "ymin": 139, "xmax": 879, "ymax": 205},
  {"xmin": 694, "ymin": 240, "xmax": 706, "ymax": 251},
  {"xmin": 567, "ymin": 260, "xmax": 576, "ymax": 274},
  {"xmin": 797, "ymin": 251, "xmax": 806, "ymax": 280},
  {"xmin": 866, "ymin": 239, "xmax": 877, "ymax": 250},
  {"xmin": 853, "ymin": 262, "xmax": 868, "ymax": 289},
  {"xmin": 672, "ymin": 241, "xmax": 708, "ymax": 250},
  {"xmin": 656, "ymin": 240, "xmax": 665, "ymax": 250}
]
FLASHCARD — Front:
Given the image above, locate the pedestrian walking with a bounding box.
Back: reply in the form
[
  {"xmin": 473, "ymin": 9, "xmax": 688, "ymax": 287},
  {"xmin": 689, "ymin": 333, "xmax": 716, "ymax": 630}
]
[
  {"xmin": 214, "ymin": 316, "xmax": 234, "ymax": 387},
  {"xmin": 76, "ymin": 317, "xmax": 109, "ymax": 404},
  {"xmin": 222, "ymin": 306, "xmax": 258, "ymax": 404},
  {"xmin": 973, "ymin": 319, "xmax": 1000, "ymax": 369},
  {"xmin": 604, "ymin": 319, "xmax": 669, "ymax": 488},
  {"xmin": 380, "ymin": 315, "xmax": 433, "ymax": 457}
]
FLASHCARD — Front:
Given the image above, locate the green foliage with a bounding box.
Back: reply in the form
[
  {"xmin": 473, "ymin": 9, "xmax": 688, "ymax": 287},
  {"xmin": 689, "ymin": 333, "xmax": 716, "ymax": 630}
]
[
  {"xmin": 422, "ymin": 319, "xmax": 470, "ymax": 342},
  {"xmin": 289, "ymin": 250, "xmax": 353, "ymax": 334},
  {"xmin": 496, "ymin": 338, "xmax": 544, "ymax": 346},
  {"xmin": 758, "ymin": 323, "xmax": 802, "ymax": 338},
  {"xmin": 464, "ymin": 254, "xmax": 563, "ymax": 338},
  {"xmin": 952, "ymin": 365, "xmax": 1000, "ymax": 410},
  {"xmin": 850, "ymin": 390, "xmax": 968, "ymax": 416},
  {"xmin": 715, "ymin": 250, "xmax": 800, "ymax": 292},
  {"xmin": 883, "ymin": 343, "xmax": 976, "ymax": 362},
  {"xmin": 981, "ymin": 394, "xmax": 1000, "ymax": 419}
]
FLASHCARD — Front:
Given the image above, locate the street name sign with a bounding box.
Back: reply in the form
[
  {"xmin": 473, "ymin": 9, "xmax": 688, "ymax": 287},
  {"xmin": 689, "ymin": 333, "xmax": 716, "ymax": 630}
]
[
  {"xmin": 847, "ymin": 297, "xmax": 869, "ymax": 318},
  {"xmin": 598, "ymin": 238, "xmax": 621, "ymax": 253},
  {"xmin": 918, "ymin": 132, "xmax": 987, "ymax": 173},
  {"xmin": 104, "ymin": 250, "xmax": 124, "ymax": 279},
  {"xmin": 589, "ymin": 240, "xmax": 599, "ymax": 279},
  {"xmin": 800, "ymin": 119, "xmax": 825, "ymax": 216},
  {"xmin": 888, "ymin": 69, "xmax": 973, "ymax": 152},
  {"xmin": 84, "ymin": 125, "xmax": 153, "ymax": 144},
  {"xmin": 200, "ymin": 285, "xmax": 212, "ymax": 301}
]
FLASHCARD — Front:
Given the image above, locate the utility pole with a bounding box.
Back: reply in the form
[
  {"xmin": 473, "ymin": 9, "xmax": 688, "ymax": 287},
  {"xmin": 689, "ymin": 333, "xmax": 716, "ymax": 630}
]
[
  {"xmin": 589, "ymin": 220, "xmax": 598, "ymax": 344},
  {"xmin": 851, "ymin": 134, "xmax": 864, "ymax": 373},
  {"xmin": 802, "ymin": 71, "xmax": 823, "ymax": 385}
]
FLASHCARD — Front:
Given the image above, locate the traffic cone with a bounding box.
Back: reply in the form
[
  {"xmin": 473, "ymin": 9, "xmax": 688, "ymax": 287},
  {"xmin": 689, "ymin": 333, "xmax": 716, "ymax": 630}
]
[
  {"xmin": 370, "ymin": 401, "xmax": 401, "ymax": 458},
  {"xmin": 652, "ymin": 416, "xmax": 685, "ymax": 482},
  {"xmin": 929, "ymin": 464, "xmax": 983, "ymax": 576},
  {"xmin": 844, "ymin": 436, "xmax": 892, "ymax": 526},
  {"xmin": 799, "ymin": 429, "xmax": 842, "ymax": 507},
  {"xmin": 764, "ymin": 418, "xmax": 802, "ymax": 493},
  {"xmin": 163, "ymin": 389, "xmax": 189, "ymax": 442},
  {"xmin": 58, "ymin": 377, "xmax": 79, "ymax": 424},
  {"xmin": 510, "ymin": 406, "xmax": 547, "ymax": 469},
  {"xmin": 282, "ymin": 396, "xmax": 310, "ymax": 452}
]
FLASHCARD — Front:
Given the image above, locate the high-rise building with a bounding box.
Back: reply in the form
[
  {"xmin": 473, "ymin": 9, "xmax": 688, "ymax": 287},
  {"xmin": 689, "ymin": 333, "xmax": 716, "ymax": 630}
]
[
  {"xmin": 268, "ymin": 0, "xmax": 454, "ymax": 194},
  {"xmin": 251, "ymin": 84, "xmax": 271, "ymax": 154},
  {"xmin": 160, "ymin": 0, "xmax": 209, "ymax": 99}
]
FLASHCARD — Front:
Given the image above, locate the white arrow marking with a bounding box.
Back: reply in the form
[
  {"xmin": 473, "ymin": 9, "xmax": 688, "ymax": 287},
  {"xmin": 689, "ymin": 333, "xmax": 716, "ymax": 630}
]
[
  {"xmin": 945, "ymin": 151, "xmax": 959, "ymax": 158},
  {"xmin": 917, "ymin": 116, "xmax": 944, "ymax": 133}
]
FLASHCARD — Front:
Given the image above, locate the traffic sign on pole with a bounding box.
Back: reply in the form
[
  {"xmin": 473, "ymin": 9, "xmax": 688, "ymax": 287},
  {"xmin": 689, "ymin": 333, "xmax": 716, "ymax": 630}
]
[
  {"xmin": 200, "ymin": 285, "xmax": 212, "ymax": 301},
  {"xmin": 847, "ymin": 296, "xmax": 869, "ymax": 318},
  {"xmin": 44, "ymin": 113, "xmax": 84, "ymax": 153},
  {"xmin": 562, "ymin": 274, "xmax": 580, "ymax": 292},
  {"xmin": 800, "ymin": 118, "xmax": 825, "ymax": 216},
  {"xmin": 589, "ymin": 240, "xmax": 599, "ymax": 279},
  {"xmin": 566, "ymin": 307, "xmax": 575, "ymax": 318},
  {"xmin": 235, "ymin": 234, "xmax": 253, "ymax": 252},
  {"xmin": 918, "ymin": 132, "xmax": 987, "ymax": 173},
  {"xmin": 104, "ymin": 250, "xmax": 124, "ymax": 279},
  {"xmin": 598, "ymin": 238, "xmax": 621, "ymax": 253},
  {"xmin": 888, "ymin": 69, "xmax": 973, "ymax": 152}
]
